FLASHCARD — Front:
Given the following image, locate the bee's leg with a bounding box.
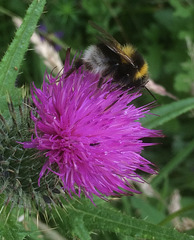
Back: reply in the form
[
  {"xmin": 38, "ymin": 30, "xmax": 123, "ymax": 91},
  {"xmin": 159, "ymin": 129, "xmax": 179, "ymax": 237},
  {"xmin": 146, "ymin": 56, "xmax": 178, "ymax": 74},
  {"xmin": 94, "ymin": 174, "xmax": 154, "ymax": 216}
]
[
  {"xmin": 97, "ymin": 65, "xmax": 115, "ymax": 89},
  {"xmin": 97, "ymin": 77, "xmax": 104, "ymax": 88},
  {"xmin": 74, "ymin": 59, "xmax": 83, "ymax": 69},
  {"xmin": 98, "ymin": 63, "xmax": 120, "ymax": 90},
  {"xmin": 64, "ymin": 68, "xmax": 76, "ymax": 78},
  {"xmin": 101, "ymin": 63, "xmax": 119, "ymax": 79},
  {"xmin": 104, "ymin": 99, "xmax": 118, "ymax": 112},
  {"xmin": 65, "ymin": 59, "xmax": 83, "ymax": 78}
]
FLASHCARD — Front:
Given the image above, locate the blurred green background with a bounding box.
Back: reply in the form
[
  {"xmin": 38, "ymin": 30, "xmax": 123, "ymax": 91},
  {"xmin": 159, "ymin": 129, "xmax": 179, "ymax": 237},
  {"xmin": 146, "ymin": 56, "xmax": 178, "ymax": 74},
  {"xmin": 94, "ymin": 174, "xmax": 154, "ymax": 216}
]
[{"xmin": 0, "ymin": 0, "xmax": 194, "ymax": 238}]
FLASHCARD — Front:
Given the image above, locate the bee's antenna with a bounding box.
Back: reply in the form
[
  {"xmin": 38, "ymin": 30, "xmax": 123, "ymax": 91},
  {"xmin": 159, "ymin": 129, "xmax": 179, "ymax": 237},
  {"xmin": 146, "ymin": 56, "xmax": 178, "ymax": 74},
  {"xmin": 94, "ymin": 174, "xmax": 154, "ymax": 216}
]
[
  {"xmin": 64, "ymin": 67, "xmax": 76, "ymax": 78},
  {"xmin": 144, "ymin": 86, "xmax": 157, "ymax": 101}
]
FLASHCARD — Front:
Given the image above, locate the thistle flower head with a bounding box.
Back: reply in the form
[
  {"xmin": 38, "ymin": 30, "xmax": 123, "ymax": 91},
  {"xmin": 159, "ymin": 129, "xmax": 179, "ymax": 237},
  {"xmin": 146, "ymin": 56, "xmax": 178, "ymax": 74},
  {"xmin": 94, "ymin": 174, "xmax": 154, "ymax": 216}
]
[{"xmin": 21, "ymin": 50, "xmax": 162, "ymax": 201}]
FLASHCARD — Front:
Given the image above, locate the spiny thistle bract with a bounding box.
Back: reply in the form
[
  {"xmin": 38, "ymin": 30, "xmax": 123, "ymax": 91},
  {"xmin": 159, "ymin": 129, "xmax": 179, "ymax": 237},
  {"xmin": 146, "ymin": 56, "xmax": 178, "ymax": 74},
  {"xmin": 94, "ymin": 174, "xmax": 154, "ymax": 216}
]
[
  {"xmin": 18, "ymin": 49, "xmax": 163, "ymax": 203},
  {"xmin": 0, "ymin": 98, "xmax": 62, "ymax": 211}
]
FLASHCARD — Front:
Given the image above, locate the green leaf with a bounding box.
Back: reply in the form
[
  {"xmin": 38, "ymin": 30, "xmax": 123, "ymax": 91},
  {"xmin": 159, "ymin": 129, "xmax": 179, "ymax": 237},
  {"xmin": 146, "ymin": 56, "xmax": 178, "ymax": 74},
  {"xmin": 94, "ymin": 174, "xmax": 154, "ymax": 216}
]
[
  {"xmin": 151, "ymin": 139, "xmax": 194, "ymax": 187},
  {"xmin": 53, "ymin": 198, "xmax": 194, "ymax": 240},
  {"xmin": 141, "ymin": 98, "xmax": 194, "ymax": 129},
  {"xmin": 0, "ymin": 213, "xmax": 27, "ymax": 240},
  {"xmin": 0, "ymin": 0, "xmax": 46, "ymax": 118},
  {"xmin": 72, "ymin": 217, "xmax": 91, "ymax": 240}
]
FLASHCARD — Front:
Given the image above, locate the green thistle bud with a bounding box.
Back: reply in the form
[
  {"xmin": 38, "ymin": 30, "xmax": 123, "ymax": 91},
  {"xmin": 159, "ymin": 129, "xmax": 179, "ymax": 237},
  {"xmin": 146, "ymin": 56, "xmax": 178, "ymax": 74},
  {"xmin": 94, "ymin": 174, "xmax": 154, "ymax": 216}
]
[{"xmin": 0, "ymin": 98, "xmax": 62, "ymax": 211}]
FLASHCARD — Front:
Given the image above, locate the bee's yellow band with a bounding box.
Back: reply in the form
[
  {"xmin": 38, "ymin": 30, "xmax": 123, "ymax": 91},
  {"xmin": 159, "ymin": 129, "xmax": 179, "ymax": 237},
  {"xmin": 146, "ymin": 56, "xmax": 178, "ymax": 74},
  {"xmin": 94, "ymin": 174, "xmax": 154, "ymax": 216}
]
[
  {"xmin": 120, "ymin": 44, "xmax": 134, "ymax": 63},
  {"xmin": 135, "ymin": 63, "xmax": 148, "ymax": 79}
]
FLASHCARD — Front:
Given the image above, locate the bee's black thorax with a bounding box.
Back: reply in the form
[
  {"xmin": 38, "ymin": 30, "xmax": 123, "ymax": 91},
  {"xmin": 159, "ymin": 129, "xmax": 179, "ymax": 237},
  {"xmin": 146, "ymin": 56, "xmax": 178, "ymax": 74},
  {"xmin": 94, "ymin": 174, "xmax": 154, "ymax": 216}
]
[
  {"xmin": 97, "ymin": 43, "xmax": 121, "ymax": 64},
  {"xmin": 97, "ymin": 44, "xmax": 147, "ymax": 88}
]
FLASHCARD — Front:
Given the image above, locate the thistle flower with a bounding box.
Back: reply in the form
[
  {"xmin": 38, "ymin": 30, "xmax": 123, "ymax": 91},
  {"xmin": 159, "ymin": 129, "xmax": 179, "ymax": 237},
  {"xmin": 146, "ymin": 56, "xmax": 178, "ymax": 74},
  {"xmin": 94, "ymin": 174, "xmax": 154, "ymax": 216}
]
[{"xmin": 21, "ymin": 50, "xmax": 162, "ymax": 201}]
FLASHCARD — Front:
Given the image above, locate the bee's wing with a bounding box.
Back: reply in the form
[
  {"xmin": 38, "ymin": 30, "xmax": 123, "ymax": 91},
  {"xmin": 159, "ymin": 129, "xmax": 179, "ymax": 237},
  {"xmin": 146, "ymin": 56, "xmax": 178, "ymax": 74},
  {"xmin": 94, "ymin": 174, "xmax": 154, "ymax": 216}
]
[
  {"xmin": 89, "ymin": 21, "xmax": 135, "ymax": 66},
  {"xmin": 89, "ymin": 21, "xmax": 118, "ymax": 44}
]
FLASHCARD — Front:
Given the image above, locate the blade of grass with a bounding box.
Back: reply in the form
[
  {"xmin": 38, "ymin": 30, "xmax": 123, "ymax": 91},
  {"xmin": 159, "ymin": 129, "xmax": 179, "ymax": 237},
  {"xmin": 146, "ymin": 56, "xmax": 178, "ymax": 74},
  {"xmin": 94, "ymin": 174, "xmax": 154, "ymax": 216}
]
[
  {"xmin": 141, "ymin": 98, "xmax": 194, "ymax": 129},
  {"xmin": 0, "ymin": 0, "xmax": 46, "ymax": 118},
  {"xmin": 158, "ymin": 203, "xmax": 194, "ymax": 226},
  {"xmin": 151, "ymin": 139, "xmax": 194, "ymax": 187}
]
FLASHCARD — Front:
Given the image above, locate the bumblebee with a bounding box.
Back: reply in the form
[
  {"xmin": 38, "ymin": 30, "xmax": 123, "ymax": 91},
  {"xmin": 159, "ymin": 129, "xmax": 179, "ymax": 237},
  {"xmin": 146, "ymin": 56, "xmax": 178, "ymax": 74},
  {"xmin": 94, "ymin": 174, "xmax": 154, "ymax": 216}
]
[{"xmin": 66, "ymin": 22, "xmax": 149, "ymax": 90}]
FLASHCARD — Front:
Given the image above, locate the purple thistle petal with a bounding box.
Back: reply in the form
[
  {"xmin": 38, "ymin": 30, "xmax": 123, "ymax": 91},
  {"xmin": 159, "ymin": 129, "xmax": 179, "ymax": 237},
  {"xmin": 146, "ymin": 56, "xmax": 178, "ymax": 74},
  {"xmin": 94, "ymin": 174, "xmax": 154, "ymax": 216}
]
[{"xmin": 21, "ymin": 50, "xmax": 163, "ymax": 201}]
